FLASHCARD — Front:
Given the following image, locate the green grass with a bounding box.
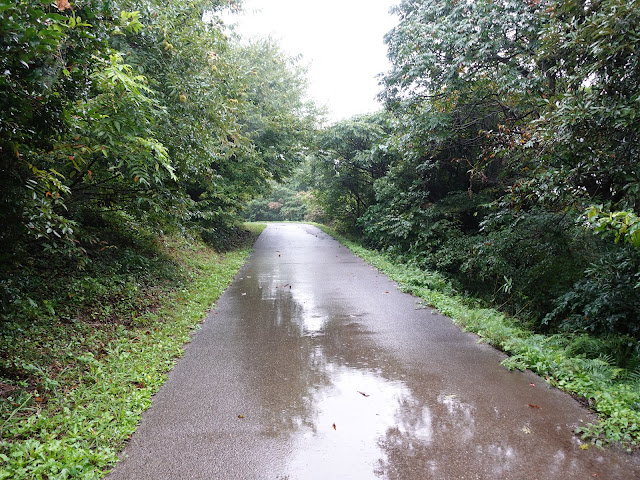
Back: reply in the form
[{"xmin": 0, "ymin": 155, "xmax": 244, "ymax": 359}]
[
  {"xmin": 318, "ymin": 224, "xmax": 640, "ymax": 451},
  {"xmin": 0, "ymin": 223, "xmax": 265, "ymax": 479}
]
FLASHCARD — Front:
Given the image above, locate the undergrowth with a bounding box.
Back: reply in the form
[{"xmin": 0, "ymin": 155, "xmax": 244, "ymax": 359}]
[
  {"xmin": 318, "ymin": 225, "xmax": 640, "ymax": 451},
  {"xmin": 0, "ymin": 224, "xmax": 265, "ymax": 479}
]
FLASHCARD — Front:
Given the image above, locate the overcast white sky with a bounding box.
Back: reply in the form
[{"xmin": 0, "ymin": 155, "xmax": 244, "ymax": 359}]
[{"xmin": 223, "ymin": 0, "xmax": 398, "ymax": 122}]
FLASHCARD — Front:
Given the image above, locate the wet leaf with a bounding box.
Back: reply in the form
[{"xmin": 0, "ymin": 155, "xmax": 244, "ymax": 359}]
[
  {"xmin": 528, "ymin": 404, "xmax": 541, "ymax": 409},
  {"xmin": 358, "ymin": 391, "xmax": 370, "ymax": 397}
]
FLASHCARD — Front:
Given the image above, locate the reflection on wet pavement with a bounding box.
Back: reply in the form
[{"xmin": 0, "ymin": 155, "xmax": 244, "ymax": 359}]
[
  {"xmin": 286, "ymin": 362, "xmax": 414, "ymax": 478},
  {"xmin": 107, "ymin": 223, "xmax": 640, "ymax": 480},
  {"xmin": 232, "ymin": 224, "xmax": 640, "ymax": 479}
]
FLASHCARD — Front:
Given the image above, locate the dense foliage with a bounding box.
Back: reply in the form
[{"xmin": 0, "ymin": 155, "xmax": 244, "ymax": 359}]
[
  {"xmin": 0, "ymin": 0, "xmax": 315, "ymax": 320},
  {"xmin": 308, "ymin": 0, "xmax": 640, "ymax": 342},
  {"xmin": 243, "ymin": 181, "xmax": 318, "ymax": 222},
  {"xmin": 311, "ymin": 113, "xmax": 399, "ymax": 231}
]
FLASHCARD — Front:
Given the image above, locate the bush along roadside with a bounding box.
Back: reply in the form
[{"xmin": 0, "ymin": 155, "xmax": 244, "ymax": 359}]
[
  {"xmin": 0, "ymin": 224, "xmax": 265, "ymax": 480},
  {"xmin": 318, "ymin": 225, "xmax": 640, "ymax": 451}
]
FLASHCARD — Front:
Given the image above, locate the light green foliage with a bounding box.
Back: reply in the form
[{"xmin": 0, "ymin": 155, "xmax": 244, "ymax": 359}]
[
  {"xmin": 106, "ymin": 2, "xmax": 316, "ymax": 247},
  {"xmin": 232, "ymin": 38, "xmax": 318, "ymax": 183},
  {"xmin": 585, "ymin": 206, "xmax": 640, "ymax": 249},
  {"xmin": 0, "ymin": 0, "xmax": 315, "ymax": 257}
]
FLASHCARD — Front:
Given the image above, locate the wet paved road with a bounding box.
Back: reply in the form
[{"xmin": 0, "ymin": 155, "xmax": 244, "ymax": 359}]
[{"xmin": 108, "ymin": 223, "xmax": 640, "ymax": 479}]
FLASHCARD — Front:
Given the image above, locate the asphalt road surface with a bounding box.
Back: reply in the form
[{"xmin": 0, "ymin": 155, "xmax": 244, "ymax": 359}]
[{"xmin": 107, "ymin": 223, "xmax": 640, "ymax": 479}]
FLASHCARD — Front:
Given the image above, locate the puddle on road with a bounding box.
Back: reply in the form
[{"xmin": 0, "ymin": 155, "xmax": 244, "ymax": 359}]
[
  {"xmin": 256, "ymin": 265, "xmax": 330, "ymax": 335},
  {"xmin": 235, "ymin": 263, "xmax": 480, "ymax": 478},
  {"xmin": 285, "ymin": 360, "xmax": 424, "ymax": 478},
  {"xmin": 228, "ymin": 225, "xmax": 640, "ymax": 479}
]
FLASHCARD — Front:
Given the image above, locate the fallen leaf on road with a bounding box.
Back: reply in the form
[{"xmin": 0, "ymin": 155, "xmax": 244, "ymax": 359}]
[
  {"xmin": 238, "ymin": 415, "xmax": 245, "ymax": 419},
  {"xmin": 528, "ymin": 404, "xmax": 541, "ymax": 409},
  {"xmin": 358, "ymin": 391, "xmax": 370, "ymax": 397},
  {"xmin": 57, "ymin": 0, "xmax": 71, "ymax": 11},
  {"xmin": 529, "ymin": 383, "xmax": 535, "ymax": 387},
  {"xmin": 580, "ymin": 444, "xmax": 589, "ymax": 450},
  {"xmin": 444, "ymin": 394, "xmax": 457, "ymax": 400},
  {"xmin": 384, "ymin": 291, "xmax": 390, "ymax": 294},
  {"xmin": 332, "ymin": 423, "xmax": 336, "ymax": 430},
  {"xmin": 521, "ymin": 426, "xmax": 531, "ymax": 434}
]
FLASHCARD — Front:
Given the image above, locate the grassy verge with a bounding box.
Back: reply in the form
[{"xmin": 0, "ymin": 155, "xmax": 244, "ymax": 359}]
[
  {"xmin": 318, "ymin": 225, "xmax": 640, "ymax": 450},
  {"xmin": 0, "ymin": 223, "xmax": 265, "ymax": 479}
]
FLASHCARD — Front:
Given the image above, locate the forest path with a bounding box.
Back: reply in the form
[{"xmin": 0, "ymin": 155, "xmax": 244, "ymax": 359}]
[{"xmin": 107, "ymin": 223, "xmax": 639, "ymax": 479}]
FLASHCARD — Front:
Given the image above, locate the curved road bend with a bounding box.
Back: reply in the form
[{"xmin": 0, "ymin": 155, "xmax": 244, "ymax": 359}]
[{"xmin": 107, "ymin": 223, "xmax": 640, "ymax": 479}]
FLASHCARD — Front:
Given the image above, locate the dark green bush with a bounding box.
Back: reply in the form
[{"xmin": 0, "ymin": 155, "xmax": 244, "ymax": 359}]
[{"xmin": 545, "ymin": 248, "xmax": 640, "ymax": 337}]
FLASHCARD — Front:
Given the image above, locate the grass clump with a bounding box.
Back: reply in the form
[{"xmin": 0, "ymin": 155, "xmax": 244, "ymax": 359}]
[
  {"xmin": 319, "ymin": 225, "xmax": 640, "ymax": 451},
  {"xmin": 0, "ymin": 223, "xmax": 265, "ymax": 479}
]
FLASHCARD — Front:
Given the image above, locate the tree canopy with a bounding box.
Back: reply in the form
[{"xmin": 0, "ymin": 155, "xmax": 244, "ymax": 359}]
[
  {"xmin": 302, "ymin": 0, "xmax": 640, "ymax": 339},
  {"xmin": 0, "ymin": 0, "xmax": 316, "ymax": 266}
]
